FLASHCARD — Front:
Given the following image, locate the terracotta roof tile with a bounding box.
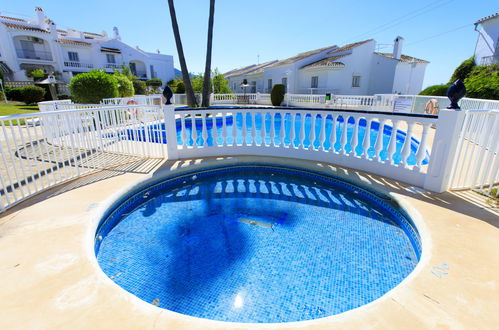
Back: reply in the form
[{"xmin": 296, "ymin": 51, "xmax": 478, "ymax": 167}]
[
  {"xmin": 2, "ymin": 22, "xmax": 48, "ymax": 33},
  {"xmin": 475, "ymin": 12, "xmax": 499, "ymax": 24},
  {"xmin": 0, "ymin": 15, "xmax": 27, "ymax": 22},
  {"xmin": 224, "ymin": 60, "xmax": 278, "ymax": 78},
  {"xmin": 375, "ymin": 52, "xmax": 429, "ymax": 64},
  {"xmin": 327, "ymin": 39, "xmax": 373, "ymax": 55},
  {"xmin": 267, "ymin": 45, "xmax": 337, "ymax": 68},
  {"xmin": 57, "ymin": 39, "xmax": 91, "ymax": 46},
  {"xmin": 301, "ymin": 55, "xmax": 347, "ymax": 69}
]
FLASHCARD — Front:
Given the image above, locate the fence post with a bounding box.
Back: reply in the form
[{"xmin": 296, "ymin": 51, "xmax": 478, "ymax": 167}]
[
  {"xmin": 163, "ymin": 105, "xmax": 179, "ymax": 160},
  {"xmin": 423, "ymin": 109, "xmax": 466, "ymax": 192}
]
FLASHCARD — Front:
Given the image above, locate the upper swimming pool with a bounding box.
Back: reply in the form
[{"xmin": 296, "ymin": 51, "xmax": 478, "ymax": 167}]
[
  {"xmin": 122, "ymin": 113, "xmax": 429, "ymax": 165},
  {"xmin": 95, "ymin": 164, "xmax": 421, "ymax": 323}
]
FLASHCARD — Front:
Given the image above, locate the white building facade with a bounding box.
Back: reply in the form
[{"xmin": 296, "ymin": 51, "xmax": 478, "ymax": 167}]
[
  {"xmin": 474, "ymin": 12, "xmax": 499, "ymax": 65},
  {"xmin": 0, "ymin": 7, "xmax": 174, "ymax": 85},
  {"xmin": 225, "ymin": 37, "xmax": 428, "ymax": 96}
]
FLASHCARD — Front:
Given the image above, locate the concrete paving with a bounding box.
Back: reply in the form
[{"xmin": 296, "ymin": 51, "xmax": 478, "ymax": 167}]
[{"xmin": 0, "ymin": 156, "xmax": 497, "ymax": 329}]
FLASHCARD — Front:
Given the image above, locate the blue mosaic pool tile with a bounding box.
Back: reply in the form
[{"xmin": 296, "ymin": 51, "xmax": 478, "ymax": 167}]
[{"xmin": 96, "ymin": 164, "xmax": 421, "ymax": 323}]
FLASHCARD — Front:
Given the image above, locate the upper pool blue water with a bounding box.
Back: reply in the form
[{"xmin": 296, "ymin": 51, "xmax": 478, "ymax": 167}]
[{"xmin": 96, "ymin": 165, "xmax": 421, "ymax": 323}]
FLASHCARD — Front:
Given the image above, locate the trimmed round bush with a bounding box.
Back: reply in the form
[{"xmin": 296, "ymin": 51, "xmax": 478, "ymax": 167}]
[
  {"xmin": 57, "ymin": 94, "xmax": 71, "ymax": 100},
  {"xmin": 418, "ymin": 84, "xmax": 451, "ymax": 96},
  {"xmin": 271, "ymin": 84, "xmax": 286, "ymax": 106},
  {"xmin": 133, "ymin": 80, "xmax": 147, "ymax": 95},
  {"xmin": 21, "ymin": 86, "xmax": 46, "ymax": 105},
  {"xmin": 146, "ymin": 78, "xmax": 163, "ymax": 88},
  {"xmin": 174, "ymin": 81, "xmax": 185, "ymax": 94},
  {"xmin": 115, "ymin": 74, "xmax": 134, "ymax": 97},
  {"xmin": 69, "ymin": 70, "xmax": 119, "ymax": 104}
]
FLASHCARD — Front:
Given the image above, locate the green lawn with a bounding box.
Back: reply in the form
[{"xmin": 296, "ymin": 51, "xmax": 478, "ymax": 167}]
[{"xmin": 0, "ymin": 102, "xmax": 39, "ymax": 125}]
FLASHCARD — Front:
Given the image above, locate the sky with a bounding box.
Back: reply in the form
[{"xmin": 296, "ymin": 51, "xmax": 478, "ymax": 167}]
[{"xmin": 1, "ymin": 0, "xmax": 497, "ymax": 88}]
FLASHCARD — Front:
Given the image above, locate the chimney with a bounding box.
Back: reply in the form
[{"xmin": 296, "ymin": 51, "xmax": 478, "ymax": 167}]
[
  {"xmin": 35, "ymin": 7, "xmax": 47, "ymax": 27},
  {"xmin": 49, "ymin": 20, "xmax": 58, "ymax": 40},
  {"xmin": 113, "ymin": 26, "xmax": 121, "ymax": 41},
  {"xmin": 393, "ymin": 36, "xmax": 404, "ymax": 60}
]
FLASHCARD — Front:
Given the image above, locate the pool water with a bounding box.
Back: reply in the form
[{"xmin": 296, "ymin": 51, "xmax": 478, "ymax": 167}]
[
  {"xmin": 126, "ymin": 114, "xmax": 428, "ymax": 165},
  {"xmin": 96, "ymin": 165, "xmax": 421, "ymax": 323}
]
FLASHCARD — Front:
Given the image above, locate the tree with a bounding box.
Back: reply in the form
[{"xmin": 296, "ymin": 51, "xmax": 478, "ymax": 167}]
[
  {"xmin": 449, "ymin": 56, "xmax": 476, "ymax": 83},
  {"xmin": 167, "ymin": 0, "xmax": 197, "ymax": 107},
  {"xmin": 419, "ymin": 84, "xmax": 451, "ymax": 96},
  {"xmin": 202, "ymin": 0, "xmax": 215, "ymax": 107},
  {"xmin": 212, "ymin": 68, "xmax": 232, "ymax": 93},
  {"xmin": 464, "ymin": 64, "xmax": 499, "ymax": 100}
]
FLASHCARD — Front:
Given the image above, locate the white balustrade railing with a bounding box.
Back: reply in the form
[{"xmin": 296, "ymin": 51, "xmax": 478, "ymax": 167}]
[
  {"xmin": 63, "ymin": 61, "xmax": 94, "ymax": 69},
  {"xmin": 448, "ymin": 110, "xmax": 499, "ymax": 196},
  {"xmin": 0, "ymin": 105, "xmax": 166, "ymax": 211},
  {"xmin": 164, "ymin": 106, "xmax": 440, "ymax": 189}
]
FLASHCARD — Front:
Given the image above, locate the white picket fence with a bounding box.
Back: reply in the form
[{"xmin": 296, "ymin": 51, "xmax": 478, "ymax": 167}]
[
  {"xmin": 205, "ymin": 93, "xmax": 499, "ymax": 114},
  {"xmin": 0, "ymin": 104, "xmax": 166, "ymax": 211},
  {"xmin": 101, "ymin": 94, "xmax": 163, "ymax": 106},
  {"xmin": 449, "ymin": 110, "xmax": 499, "ymax": 196}
]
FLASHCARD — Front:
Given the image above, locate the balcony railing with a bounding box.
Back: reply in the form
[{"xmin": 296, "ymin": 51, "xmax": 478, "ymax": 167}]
[
  {"xmin": 105, "ymin": 63, "xmax": 119, "ymax": 69},
  {"xmin": 64, "ymin": 61, "xmax": 94, "ymax": 69},
  {"xmin": 480, "ymin": 55, "xmax": 499, "ymax": 65},
  {"xmin": 15, "ymin": 48, "xmax": 53, "ymax": 61}
]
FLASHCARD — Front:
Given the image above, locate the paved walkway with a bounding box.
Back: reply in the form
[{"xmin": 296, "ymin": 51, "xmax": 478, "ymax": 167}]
[{"xmin": 0, "ymin": 156, "xmax": 497, "ymax": 329}]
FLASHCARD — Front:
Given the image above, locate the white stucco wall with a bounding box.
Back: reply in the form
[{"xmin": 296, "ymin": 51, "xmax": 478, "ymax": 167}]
[
  {"xmin": 367, "ymin": 54, "xmax": 397, "ymax": 95},
  {"xmin": 474, "ymin": 16, "xmax": 499, "ymax": 65},
  {"xmin": 392, "ymin": 62, "xmax": 427, "ymax": 95}
]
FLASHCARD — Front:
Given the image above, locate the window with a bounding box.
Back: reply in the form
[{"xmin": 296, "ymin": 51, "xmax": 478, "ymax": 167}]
[
  {"xmin": 311, "ymin": 76, "xmax": 318, "ymax": 89},
  {"xmin": 352, "ymin": 75, "xmax": 361, "ymax": 88},
  {"xmin": 68, "ymin": 51, "xmax": 79, "ymax": 62},
  {"xmin": 106, "ymin": 54, "xmax": 116, "ymax": 63},
  {"xmin": 129, "ymin": 62, "xmax": 137, "ymax": 75},
  {"xmin": 267, "ymin": 79, "xmax": 272, "ymax": 91},
  {"xmin": 150, "ymin": 65, "xmax": 155, "ymax": 78}
]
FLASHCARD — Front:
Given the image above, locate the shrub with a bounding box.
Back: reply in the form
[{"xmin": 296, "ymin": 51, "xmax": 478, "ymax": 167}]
[
  {"xmin": 271, "ymin": 84, "xmax": 286, "ymax": 106},
  {"xmin": 175, "ymin": 81, "xmax": 185, "ymax": 94},
  {"xmin": 146, "ymin": 78, "xmax": 163, "ymax": 88},
  {"xmin": 464, "ymin": 64, "xmax": 499, "ymax": 100},
  {"xmin": 132, "ymin": 80, "xmax": 147, "ymax": 95},
  {"xmin": 26, "ymin": 68, "xmax": 46, "ymax": 81},
  {"xmin": 57, "ymin": 94, "xmax": 71, "ymax": 100},
  {"xmin": 114, "ymin": 74, "xmax": 134, "ymax": 97},
  {"xmin": 21, "ymin": 86, "xmax": 46, "ymax": 105},
  {"xmin": 449, "ymin": 57, "xmax": 476, "ymax": 83},
  {"xmin": 69, "ymin": 70, "xmax": 119, "ymax": 103},
  {"xmin": 418, "ymin": 84, "xmax": 451, "ymax": 96},
  {"xmin": 6, "ymin": 87, "xmax": 24, "ymax": 101}
]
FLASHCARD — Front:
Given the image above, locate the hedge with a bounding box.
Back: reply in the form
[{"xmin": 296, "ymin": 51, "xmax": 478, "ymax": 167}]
[{"xmin": 21, "ymin": 86, "xmax": 46, "ymax": 105}]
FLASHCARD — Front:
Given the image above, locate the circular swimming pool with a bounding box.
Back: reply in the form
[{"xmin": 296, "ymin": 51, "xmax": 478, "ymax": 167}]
[{"xmin": 95, "ymin": 165, "xmax": 421, "ymax": 323}]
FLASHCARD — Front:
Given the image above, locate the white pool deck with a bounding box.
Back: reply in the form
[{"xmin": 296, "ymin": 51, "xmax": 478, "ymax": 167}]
[{"xmin": 0, "ymin": 156, "xmax": 497, "ymax": 329}]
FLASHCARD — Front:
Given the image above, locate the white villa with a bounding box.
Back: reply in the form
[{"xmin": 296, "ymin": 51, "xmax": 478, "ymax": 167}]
[
  {"xmin": 225, "ymin": 37, "xmax": 429, "ymax": 95},
  {"xmin": 474, "ymin": 12, "xmax": 499, "ymax": 65},
  {"xmin": 0, "ymin": 7, "xmax": 174, "ymax": 84}
]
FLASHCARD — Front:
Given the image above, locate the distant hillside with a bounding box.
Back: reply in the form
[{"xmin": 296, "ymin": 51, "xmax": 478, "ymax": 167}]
[{"xmin": 174, "ymin": 68, "xmax": 195, "ymax": 78}]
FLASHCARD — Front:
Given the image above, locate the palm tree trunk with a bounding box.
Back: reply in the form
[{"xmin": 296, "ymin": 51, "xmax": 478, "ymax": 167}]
[
  {"xmin": 201, "ymin": 0, "xmax": 215, "ymax": 107},
  {"xmin": 167, "ymin": 0, "xmax": 197, "ymax": 107}
]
